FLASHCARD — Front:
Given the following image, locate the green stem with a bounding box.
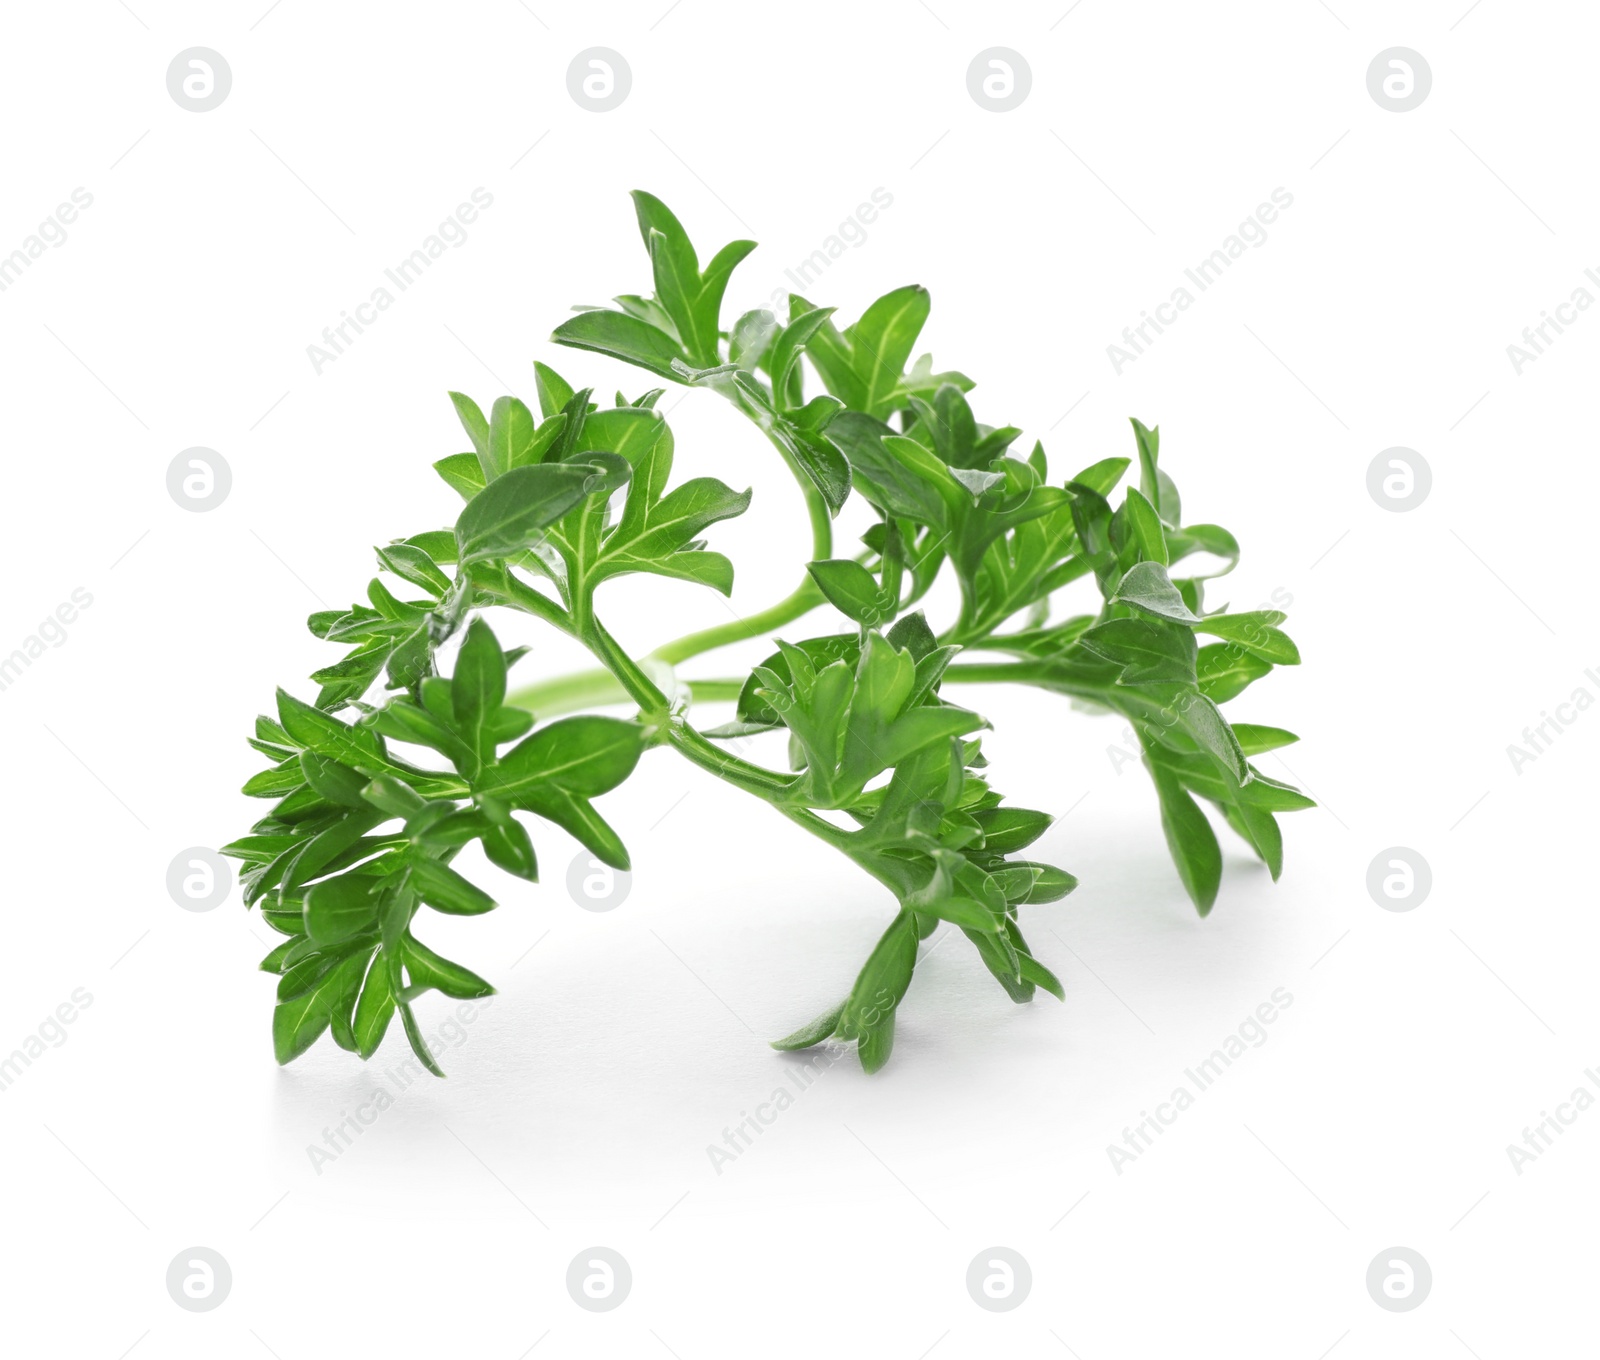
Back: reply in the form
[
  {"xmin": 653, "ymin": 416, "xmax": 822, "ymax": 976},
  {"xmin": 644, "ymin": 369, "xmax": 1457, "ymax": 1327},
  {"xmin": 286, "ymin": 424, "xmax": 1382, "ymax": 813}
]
[
  {"xmin": 750, "ymin": 411, "xmax": 832, "ymax": 563},
  {"xmin": 799, "ymin": 479, "xmax": 832, "ymax": 561},
  {"xmin": 648, "ymin": 578, "xmax": 824, "ymax": 666},
  {"xmin": 942, "ymin": 661, "xmax": 1056, "ymax": 685},
  {"xmin": 482, "ymin": 379, "xmax": 864, "ymax": 866},
  {"xmin": 942, "ymin": 659, "xmax": 1170, "ymax": 725},
  {"xmin": 499, "ymin": 579, "xmax": 823, "ymax": 712},
  {"xmin": 681, "ymin": 678, "xmax": 744, "ymax": 704},
  {"xmin": 496, "ymin": 616, "xmax": 1111, "ymax": 720},
  {"xmin": 643, "ymin": 388, "xmax": 836, "ymax": 667},
  {"xmin": 506, "ymin": 670, "xmax": 742, "ymax": 718},
  {"xmin": 484, "ymin": 576, "xmax": 883, "ymax": 919},
  {"xmin": 666, "ymin": 722, "xmax": 856, "ymax": 852},
  {"xmin": 468, "ymin": 564, "xmax": 575, "ymax": 637},
  {"xmin": 581, "ymin": 615, "xmax": 671, "ymax": 719},
  {"xmin": 665, "ymin": 723, "xmax": 792, "ymax": 799},
  {"xmin": 942, "ymin": 660, "xmax": 1122, "ymax": 706},
  {"xmin": 506, "ymin": 667, "xmax": 621, "ymax": 715},
  {"xmin": 495, "ymin": 385, "xmax": 840, "ymax": 709},
  {"xmin": 570, "ymin": 603, "xmax": 848, "ymax": 845}
]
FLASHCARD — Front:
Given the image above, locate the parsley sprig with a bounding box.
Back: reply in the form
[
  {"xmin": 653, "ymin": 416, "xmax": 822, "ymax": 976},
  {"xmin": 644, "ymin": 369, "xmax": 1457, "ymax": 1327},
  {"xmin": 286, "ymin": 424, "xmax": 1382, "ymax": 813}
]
[{"xmin": 225, "ymin": 192, "xmax": 1311, "ymax": 1076}]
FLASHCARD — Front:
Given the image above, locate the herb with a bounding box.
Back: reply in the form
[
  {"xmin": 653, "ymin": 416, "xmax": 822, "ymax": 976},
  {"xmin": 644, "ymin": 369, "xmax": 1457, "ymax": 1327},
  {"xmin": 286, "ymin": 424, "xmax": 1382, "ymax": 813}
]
[{"xmin": 224, "ymin": 191, "xmax": 1312, "ymax": 1077}]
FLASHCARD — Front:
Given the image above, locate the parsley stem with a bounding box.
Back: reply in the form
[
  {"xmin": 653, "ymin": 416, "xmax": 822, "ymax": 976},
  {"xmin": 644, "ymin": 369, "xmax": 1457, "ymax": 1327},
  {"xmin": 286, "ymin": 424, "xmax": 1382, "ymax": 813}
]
[
  {"xmin": 499, "ymin": 399, "xmax": 835, "ymax": 707},
  {"xmin": 501, "ymin": 579, "xmax": 825, "ymax": 713},
  {"xmin": 942, "ymin": 659, "xmax": 1116, "ymax": 692},
  {"xmin": 679, "ymin": 678, "xmax": 744, "ymax": 704},
  {"xmin": 638, "ymin": 396, "xmax": 836, "ymax": 667},
  {"xmin": 504, "ymin": 670, "xmax": 742, "ymax": 718},
  {"xmin": 739, "ymin": 398, "xmax": 833, "ymax": 562},
  {"xmin": 468, "ymin": 564, "xmax": 575, "ymax": 636},
  {"xmin": 646, "ymin": 577, "xmax": 825, "ymax": 666},
  {"xmin": 665, "ymin": 724, "xmax": 792, "ymax": 798},
  {"xmin": 940, "ymin": 659, "xmax": 1172, "ymax": 724},
  {"xmin": 665, "ymin": 723, "xmax": 857, "ymax": 853},
  {"xmin": 581, "ymin": 616, "xmax": 672, "ymax": 719},
  {"xmin": 572, "ymin": 596, "xmax": 841, "ymax": 835},
  {"xmin": 940, "ymin": 661, "xmax": 1054, "ymax": 684},
  {"xmin": 505, "ymin": 667, "xmax": 621, "ymax": 714}
]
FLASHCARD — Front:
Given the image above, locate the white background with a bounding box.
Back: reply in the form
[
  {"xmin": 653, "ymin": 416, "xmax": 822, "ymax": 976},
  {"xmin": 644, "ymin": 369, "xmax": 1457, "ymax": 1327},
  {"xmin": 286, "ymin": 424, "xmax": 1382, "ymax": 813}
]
[{"xmin": 1, "ymin": 1, "xmax": 1594, "ymax": 1356}]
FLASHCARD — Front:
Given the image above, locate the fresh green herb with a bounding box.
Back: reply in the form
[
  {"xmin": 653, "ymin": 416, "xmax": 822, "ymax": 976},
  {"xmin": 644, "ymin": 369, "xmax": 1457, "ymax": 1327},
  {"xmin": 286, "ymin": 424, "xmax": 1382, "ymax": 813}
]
[{"xmin": 225, "ymin": 192, "xmax": 1311, "ymax": 1077}]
